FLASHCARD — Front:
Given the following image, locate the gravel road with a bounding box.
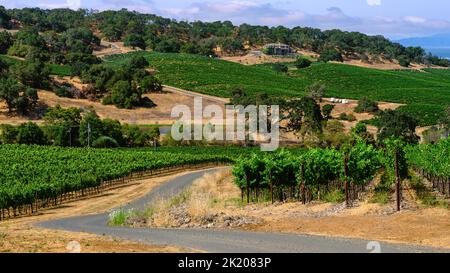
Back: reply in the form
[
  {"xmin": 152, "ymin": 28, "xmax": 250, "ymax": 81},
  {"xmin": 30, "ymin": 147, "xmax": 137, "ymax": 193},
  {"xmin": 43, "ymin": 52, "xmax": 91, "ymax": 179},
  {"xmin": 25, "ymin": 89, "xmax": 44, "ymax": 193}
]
[{"xmin": 39, "ymin": 168, "xmax": 445, "ymax": 253}]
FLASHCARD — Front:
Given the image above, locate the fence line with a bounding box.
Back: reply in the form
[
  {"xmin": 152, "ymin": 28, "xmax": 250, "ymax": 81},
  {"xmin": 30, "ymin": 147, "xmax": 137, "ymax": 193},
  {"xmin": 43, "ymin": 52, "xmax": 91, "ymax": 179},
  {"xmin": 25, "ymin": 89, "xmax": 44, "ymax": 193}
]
[{"xmin": 0, "ymin": 162, "xmax": 228, "ymax": 221}]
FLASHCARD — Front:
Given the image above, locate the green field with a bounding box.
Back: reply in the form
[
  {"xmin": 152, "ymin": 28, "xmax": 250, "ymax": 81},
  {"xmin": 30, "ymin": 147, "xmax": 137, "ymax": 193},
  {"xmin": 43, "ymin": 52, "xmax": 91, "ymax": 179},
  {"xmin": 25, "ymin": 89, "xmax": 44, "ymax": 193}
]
[{"xmin": 105, "ymin": 52, "xmax": 450, "ymax": 126}]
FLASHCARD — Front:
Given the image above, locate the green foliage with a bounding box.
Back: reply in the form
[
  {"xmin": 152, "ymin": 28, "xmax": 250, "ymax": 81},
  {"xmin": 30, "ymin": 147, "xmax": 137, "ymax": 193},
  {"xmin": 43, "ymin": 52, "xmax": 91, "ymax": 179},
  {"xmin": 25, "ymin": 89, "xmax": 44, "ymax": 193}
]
[
  {"xmin": 17, "ymin": 122, "xmax": 46, "ymax": 145},
  {"xmin": 124, "ymin": 33, "xmax": 146, "ymax": 50},
  {"xmin": 354, "ymin": 97, "xmax": 379, "ymax": 113},
  {"xmin": 0, "ymin": 145, "xmax": 237, "ymax": 210},
  {"xmin": 44, "ymin": 105, "xmax": 82, "ymax": 126},
  {"xmin": 154, "ymin": 38, "xmax": 181, "ymax": 53},
  {"xmin": 383, "ymin": 138, "xmax": 408, "ymax": 188},
  {"xmin": 323, "ymin": 189, "xmax": 345, "ymax": 203},
  {"xmin": 306, "ymin": 82, "xmax": 326, "ymax": 101},
  {"xmin": 0, "ymin": 6, "xmax": 11, "ymax": 28},
  {"xmin": 318, "ymin": 49, "xmax": 343, "ymax": 63},
  {"xmin": 79, "ymin": 108, "xmax": 103, "ymax": 147},
  {"xmin": 350, "ymin": 122, "xmax": 375, "ymax": 145},
  {"xmin": 0, "ymin": 124, "xmax": 18, "ymax": 144},
  {"xmin": 10, "ymin": 60, "xmax": 50, "ymax": 88},
  {"xmin": 398, "ymin": 56, "xmax": 410, "ymax": 67},
  {"xmin": 322, "ymin": 104, "xmax": 334, "ymax": 119},
  {"xmin": 339, "ymin": 113, "xmax": 356, "ymax": 122},
  {"xmin": 139, "ymin": 75, "xmax": 162, "ymax": 93},
  {"xmin": 409, "ymin": 174, "xmax": 448, "ymax": 208},
  {"xmin": 122, "ymin": 124, "xmax": 151, "ymax": 148},
  {"xmin": 406, "ymin": 138, "xmax": 450, "ymax": 180},
  {"xmin": 344, "ymin": 141, "xmax": 382, "ymax": 185},
  {"xmin": 54, "ymin": 87, "xmax": 73, "ymax": 98},
  {"xmin": 108, "ymin": 209, "xmax": 128, "ymax": 226},
  {"xmin": 0, "ymin": 77, "xmax": 38, "ymax": 114},
  {"xmin": 272, "ymin": 63, "xmax": 288, "ymax": 73},
  {"xmin": 377, "ymin": 110, "xmax": 419, "ymax": 144},
  {"xmin": 440, "ymin": 105, "xmax": 450, "ymax": 130},
  {"xmin": 0, "ymin": 31, "xmax": 13, "ymax": 54},
  {"xmin": 233, "ymin": 142, "xmax": 381, "ymax": 203},
  {"xmin": 104, "ymin": 80, "xmax": 140, "ymax": 109},
  {"xmin": 101, "ymin": 119, "xmax": 124, "ymax": 146},
  {"xmin": 92, "ymin": 136, "xmax": 119, "ymax": 148},
  {"xmin": 130, "ymin": 56, "xmax": 149, "ymax": 69},
  {"xmin": 282, "ymin": 96, "xmax": 324, "ymax": 139},
  {"xmin": 295, "ymin": 57, "xmax": 312, "ymax": 69}
]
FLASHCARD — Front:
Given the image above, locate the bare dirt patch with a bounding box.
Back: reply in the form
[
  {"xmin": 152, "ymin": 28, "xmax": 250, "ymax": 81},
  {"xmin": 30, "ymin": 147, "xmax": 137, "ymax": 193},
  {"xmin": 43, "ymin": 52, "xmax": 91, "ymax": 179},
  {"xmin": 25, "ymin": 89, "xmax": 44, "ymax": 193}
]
[
  {"xmin": 0, "ymin": 81, "xmax": 227, "ymax": 126},
  {"xmin": 0, "ymin": 169, "xmax": 208, "ymax": 253},
  {"xmin": 221, "ymin": 51, "xmax": 296, "ymax": 65},
  {"xmin": 319, "ymin": 98, "xmax": 403, "ymax": 133},
  {"xmin": 93, "ymin": 40, "xmax": 139, "ymax": 58}
]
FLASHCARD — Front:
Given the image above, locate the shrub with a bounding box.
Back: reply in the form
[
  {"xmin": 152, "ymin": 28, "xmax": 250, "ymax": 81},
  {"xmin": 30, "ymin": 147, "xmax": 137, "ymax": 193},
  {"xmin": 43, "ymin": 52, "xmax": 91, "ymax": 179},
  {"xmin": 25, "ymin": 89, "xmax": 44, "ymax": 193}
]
[
  {"xmin": 54, "ymin": 87, "xmax": 74, "ymax": 98},
  {"xmin": 17, "ymin": 122, "xmax": 46, "ymax": 145},
  {"xmin": 0, "ymin": 124, "xmax": 18, "ymax": 144},
  {"xmin": 307, "ymin": 82, "xmax": 326, "ymax": 101},
  {"xmin": 354, "ymin": 97, "xmax": 379, "ymax": 113},
  {"xmin": 322, "ymin": 104, "xmax": 335, "ymax": 119},
  {"xmin": 398, "ymin": 56, "xmax": 410, "ymax": 67},
  {"xmin": 92, "ymin": 136, "xmax": 119, "ymax": 148},
  {"xmin": 272, "ymin": 63, "xmax": 288, "ymax": 73},
  {"xmin": 339, "ymin": 113, "xmax": 356, "ymax": 121},
  {"xmin": 139, "ymin": 75, "xmax": 162, "ymax": 93},
  {"xmin": 318, "ymin": 49, "xmax": 343, "ymax": 63},
  {"xmin": 295, "ymin": 57, "xmax": 312, "ymax": 69}
]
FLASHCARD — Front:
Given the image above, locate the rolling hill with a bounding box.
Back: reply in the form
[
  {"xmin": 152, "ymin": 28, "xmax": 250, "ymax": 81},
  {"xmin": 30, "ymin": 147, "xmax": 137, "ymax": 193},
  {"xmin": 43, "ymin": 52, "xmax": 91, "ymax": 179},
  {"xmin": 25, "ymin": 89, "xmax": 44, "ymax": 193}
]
[{"xmin": 104, "ymin": 52, "xmax": 450, "ymax": 126}]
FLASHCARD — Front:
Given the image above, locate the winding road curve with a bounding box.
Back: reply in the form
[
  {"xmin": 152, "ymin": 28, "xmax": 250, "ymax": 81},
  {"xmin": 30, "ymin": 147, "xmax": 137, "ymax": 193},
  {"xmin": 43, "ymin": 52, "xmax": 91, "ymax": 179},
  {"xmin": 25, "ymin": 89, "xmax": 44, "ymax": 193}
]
[{"xmin": 39, "ymin": 167, "xmax": 445, "ymax": 253}]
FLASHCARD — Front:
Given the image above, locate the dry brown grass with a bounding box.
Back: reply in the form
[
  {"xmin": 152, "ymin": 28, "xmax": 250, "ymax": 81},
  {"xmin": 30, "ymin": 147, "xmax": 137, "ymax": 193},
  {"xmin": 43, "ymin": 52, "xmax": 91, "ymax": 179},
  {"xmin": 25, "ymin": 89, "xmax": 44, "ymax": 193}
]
[
  {"xmin": 147, "ymin": 170, "xmax": 241, "ymax": 227},
  {"xmin": 186, "ymin": 170, "xmax": 241, "ymax": 217}
]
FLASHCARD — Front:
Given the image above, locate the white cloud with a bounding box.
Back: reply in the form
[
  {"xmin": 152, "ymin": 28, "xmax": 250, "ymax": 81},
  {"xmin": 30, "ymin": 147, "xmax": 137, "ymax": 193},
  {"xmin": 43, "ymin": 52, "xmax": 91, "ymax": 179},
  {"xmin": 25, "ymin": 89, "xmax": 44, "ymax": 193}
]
[
  {"xmin": 366, "ymin": 0, "xmax": 381, "ymax": 6},
  {"xmin": 403, "ymin": 16, "xmax": 427, "ymax": 24},
  {"xmin": 66, "ymin": 0, "xmax": 81, "ymax": 10}
]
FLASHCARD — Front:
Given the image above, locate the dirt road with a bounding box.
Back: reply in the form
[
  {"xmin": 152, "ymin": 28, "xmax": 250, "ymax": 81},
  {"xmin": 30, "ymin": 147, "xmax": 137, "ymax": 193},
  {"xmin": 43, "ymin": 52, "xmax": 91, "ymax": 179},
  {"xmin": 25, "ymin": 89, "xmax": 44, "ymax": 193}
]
[{"xmin": 39, "ymin": 168, "xmax": 446, "ymax": 253}]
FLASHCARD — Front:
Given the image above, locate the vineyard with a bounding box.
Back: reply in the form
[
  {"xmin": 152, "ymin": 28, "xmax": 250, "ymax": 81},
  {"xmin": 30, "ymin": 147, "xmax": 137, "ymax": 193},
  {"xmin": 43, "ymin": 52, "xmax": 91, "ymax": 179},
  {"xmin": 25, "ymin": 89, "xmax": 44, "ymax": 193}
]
[
  {"xmin": 232, "ymin": 141, "xmax": 383, "ymax": 205},
  {"xmin": 232, "ymin": 139, "xmax": 450, "ymax": 207},
  {"xmin": 0, "ymin": 145, "xmax": 252, "ymax": 219},
  {"xmin": 1, "ymin": 139, "xmax": 449, "ymax": 220},
  {"xmin": 407, "ymin": 138, "xmax": 450, "ymax": 197},
  {"xmin": 104, "ymin": 52, "xmax": 450, "ymax": 125}
]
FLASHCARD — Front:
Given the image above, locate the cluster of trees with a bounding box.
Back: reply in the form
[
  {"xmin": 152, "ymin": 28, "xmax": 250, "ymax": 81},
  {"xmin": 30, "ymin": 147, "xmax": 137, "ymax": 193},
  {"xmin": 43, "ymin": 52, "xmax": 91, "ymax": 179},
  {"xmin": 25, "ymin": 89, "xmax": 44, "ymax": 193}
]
[
  {"xmin": 0, "ymin": 57, "xmax": 43, "ymax": 115},
  {"xmin": 1, "ymin": 7, "xmax": 448, "ymax": 66},
  {"xmin": 80, "ymin": 56, "xmax": 162, "ymax": 108},
  {"xmin": 4, "ymin": 26, "xmax": 100, "ymax": 70},
  {"xmin": 0, "ymin": 105, "xmax": 160, "ymax": 148}
]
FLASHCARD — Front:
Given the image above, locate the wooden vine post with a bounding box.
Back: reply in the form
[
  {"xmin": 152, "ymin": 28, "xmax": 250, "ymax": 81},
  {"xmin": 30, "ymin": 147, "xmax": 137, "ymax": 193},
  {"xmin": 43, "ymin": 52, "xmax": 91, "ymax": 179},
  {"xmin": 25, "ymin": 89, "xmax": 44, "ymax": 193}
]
[
  {"xmin": 394, "ymin": 150, "xmax": 401, "ymax": 212},
  {"xmin": 300, "ymin": 163, "xmax": 306, "ymax": 204},
  {"xmin": 269, "ymin": 170, "xmax": 274, "ymax": 204},
  {"xmin": 344, "ymin": 153, "xmax": 349, "ymax": 207},
  {"xmin": 245, "ymin": 172, "xmax": 250, "ymax": 204}
]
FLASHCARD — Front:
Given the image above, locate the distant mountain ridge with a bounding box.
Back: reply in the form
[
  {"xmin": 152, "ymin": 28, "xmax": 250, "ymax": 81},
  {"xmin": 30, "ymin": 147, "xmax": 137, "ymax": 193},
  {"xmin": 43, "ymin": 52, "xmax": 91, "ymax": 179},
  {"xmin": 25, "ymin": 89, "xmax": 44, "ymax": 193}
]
[{"xmin": 397, "ymin": 33, "xmax": 450, "ymax": 48}]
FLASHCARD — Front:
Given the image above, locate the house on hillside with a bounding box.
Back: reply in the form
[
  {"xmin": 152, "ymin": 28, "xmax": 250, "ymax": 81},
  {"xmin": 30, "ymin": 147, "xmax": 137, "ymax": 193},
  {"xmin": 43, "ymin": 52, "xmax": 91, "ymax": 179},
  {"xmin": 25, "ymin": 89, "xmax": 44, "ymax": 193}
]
[{"xmin": 263, "ymin": 43, "xmax": 294, "ymax": 56}]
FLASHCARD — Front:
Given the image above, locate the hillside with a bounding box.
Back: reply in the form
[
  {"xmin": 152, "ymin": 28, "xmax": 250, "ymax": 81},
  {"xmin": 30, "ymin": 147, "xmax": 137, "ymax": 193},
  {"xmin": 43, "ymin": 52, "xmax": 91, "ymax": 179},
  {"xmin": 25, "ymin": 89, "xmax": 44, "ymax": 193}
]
[
  {"xmin": 2, "ymin": 7, "xmax": 449, "ymax": 68},
  {"xmin": 105, "ymin": 52, "xmax": 450, "ymax": 126}
]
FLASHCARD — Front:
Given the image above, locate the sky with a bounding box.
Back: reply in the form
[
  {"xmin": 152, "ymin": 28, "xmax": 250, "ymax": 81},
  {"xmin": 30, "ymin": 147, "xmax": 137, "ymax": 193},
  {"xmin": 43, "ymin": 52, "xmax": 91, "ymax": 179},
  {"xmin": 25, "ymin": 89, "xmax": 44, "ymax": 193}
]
[{"xmin": 2, "ymin": 0, "xmax": 450, "ymax": 39}]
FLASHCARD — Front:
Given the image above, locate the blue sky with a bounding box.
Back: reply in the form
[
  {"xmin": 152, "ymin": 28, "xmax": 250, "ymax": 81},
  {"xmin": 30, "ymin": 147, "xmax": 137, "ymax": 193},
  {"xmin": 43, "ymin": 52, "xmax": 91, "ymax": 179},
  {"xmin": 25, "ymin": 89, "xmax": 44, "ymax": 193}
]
[{"xmin": 2, "ymin": 0, "xmax": 450, "ymax": 38}]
